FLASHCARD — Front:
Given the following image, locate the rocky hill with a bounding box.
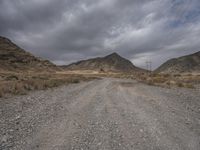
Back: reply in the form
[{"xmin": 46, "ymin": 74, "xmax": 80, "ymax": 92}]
[
  {"xmin": 0, "ymin": 36, "xmax": 59, "ymax": 72},
  {"xmin": 62, "ymin": 52, "xmax": 144, "ymax": 73},
  {"xmin": 155, "ymin": 51, "xmax": 200, "ymax": 74}
]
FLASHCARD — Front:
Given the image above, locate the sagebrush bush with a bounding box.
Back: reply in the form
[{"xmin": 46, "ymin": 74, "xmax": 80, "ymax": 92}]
[
  {"xmin": 176, "ymin": 82, "xmax": 184, "ymax": 87},
  {"xmin": 13, "ymin": 82, "xmax": 27, "ymax": 95},
  {"xmin": 152, "ymin": 77, "xmax": 167, "ymax": 83},
  {"xmin": 184, "ymin": 83, "xmax": 194, "ymax": 89},
  {"xmin": 174, "ymin": 74, "xmax": 181, "ymax": 77},
  {"xmin": 71, "ymin": 79, "xmax": 80, "ymax": 83}
]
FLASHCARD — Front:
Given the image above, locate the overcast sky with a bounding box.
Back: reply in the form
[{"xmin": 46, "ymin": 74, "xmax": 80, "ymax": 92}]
[{"xmin": 0, "ymin": 0, "xmax": 200, "ymax": 69}]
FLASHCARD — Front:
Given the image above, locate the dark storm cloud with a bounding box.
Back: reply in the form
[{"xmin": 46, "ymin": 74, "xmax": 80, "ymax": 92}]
[{"xmin": 0, "ymin": 0, "xmax": 200, "ymax": 69}]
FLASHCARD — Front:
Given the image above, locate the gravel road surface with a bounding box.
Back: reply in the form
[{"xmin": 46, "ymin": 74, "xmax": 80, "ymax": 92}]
[{"xmin": 1, "ymin": 78, "xmax": 200, "ymax": 150}]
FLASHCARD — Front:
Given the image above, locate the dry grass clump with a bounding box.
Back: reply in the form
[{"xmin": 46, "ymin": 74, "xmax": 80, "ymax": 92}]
[
  {"xmin": 13, "ymin": 82, "xmax": 27, "ymax": 95},
  {"xmin": 173, "ymin": 82, "xmax": 194, "ymax": 88},
  {"xmin": 173, "ymin": 74, "xmax": 181, "ymax": 77},
  {"xmin": 176, "ymin": 82, "xmax": 184, "ymax": 87},
  {"xmin": 183, "ymin": 83, "xmax": 194, "ymax": 88},
  {"xmin": 151, "ymin": 76, "xmax": 168, "ymax": 83}
]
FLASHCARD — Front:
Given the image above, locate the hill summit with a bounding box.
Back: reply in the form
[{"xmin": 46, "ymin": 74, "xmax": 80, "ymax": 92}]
[
  {"xmin": 62, "ymin": 52, "xmax": 144, "ymax": 73},
  {"xmin": 155, "ymin": 51, "xmax": 200, "ymax": 74},
  {"xmin": 0, "ymin": 36, "xmax": 58, "ymax": 72}
]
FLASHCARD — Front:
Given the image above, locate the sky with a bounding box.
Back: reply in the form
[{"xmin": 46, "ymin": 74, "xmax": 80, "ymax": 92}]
[{"xmin": 0, "ymin": 0, "xmax": 200, "ymax": 69}]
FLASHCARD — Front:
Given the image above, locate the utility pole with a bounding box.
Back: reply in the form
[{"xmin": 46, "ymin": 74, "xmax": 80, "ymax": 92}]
[
  {"xmin": 146, "ymin": 61, "xmax": 149, "ymax": 76},
  {"xmin": 145, "ymin": 61, "xmax": 152, "ymax": 76},
  {"xmin": 149, "ymin": 61, "xmax": 152, "ymax": 72}
]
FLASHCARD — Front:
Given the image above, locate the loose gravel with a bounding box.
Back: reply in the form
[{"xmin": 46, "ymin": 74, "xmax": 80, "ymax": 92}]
[{"xmin": 0, "ymin": 78, "xmax": 200, "ymax": 150}]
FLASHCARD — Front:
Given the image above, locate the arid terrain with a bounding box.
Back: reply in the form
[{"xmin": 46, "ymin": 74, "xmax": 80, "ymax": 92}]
[
  {"xmin": 156, "ymin": 51, "xmax": 200, "ymax": 74},
  {"xmin": 1, "ymin": 0, "xmax": 200, "ymax": 149},
  {"xmin": 1, "ymin": 36, "xmax": 200, "ymax": 97},
  {"xmin": 1, "ymin": 78, "xmax": 200, "ymax": 150},
  {"xmin": 62, "ymin": 52, "xmax": 144, "ymax": 73},
  {"xmin": 1, "ymin": 36, "xmax": 200, "ymax": 150}
]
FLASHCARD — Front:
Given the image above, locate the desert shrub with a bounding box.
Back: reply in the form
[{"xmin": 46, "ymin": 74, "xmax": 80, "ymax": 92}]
[
  {"xmin": 24, "ymin": 80, "xmax": 39, "ymax": 90},
  {"xmin": 140, "ymin": 72, "xmax": 145, "ymax": 75},
  {"xmin": 24, "ymin": 83, "xmax": 34, "ymax": 91},
  {"xmin": 152, "ymin": 77, "xmax": 167, "ymax": 83},
  {"xmin": 162, "ymin": 74, "xmax": 170, "ymax": 78},
  {"xmin": 14, "ymin": 82, "xmax": 27, "ymax": 95},
  {"xmin": 176, "ymin": 82, "xmax": 184, "ymax": 87},
  {"xmin": 184, "ymin": 83, "xmax": 194, "ymax": 89},
  {"xmin": 165, "ymin": 81, "xmax": 171, "ymax": 86},
  {"xmin": 71, "ymin": 79, "xmax": 80, "ymax": 83},
  {"xmin": 174, "ymin": 74, "xmax": 181, "ymax": 77},
  {"xmin": 174, "ymin": 82, "xmax": 195, "ymax": 88},
  {"xmin": 139, "ymin": 76, "xmax": 147, "ymax": 81},
  {"xmin": 186, "ymin": 73, "xmax": 192, "ymax": 76},
  {"xmin": 147, "ymin": 80, "xmax": 154, "ymax": 85},
  {"xmin": 6, "ymin": 75, "xmax": 19, "ymax": 81},
  {"xmin": 150, "ymin": 73, "xmax": 158, "ymax": 77},
  {"xmin": 45, "ymin": 79, "xmax": 62, "ymax": 88}
]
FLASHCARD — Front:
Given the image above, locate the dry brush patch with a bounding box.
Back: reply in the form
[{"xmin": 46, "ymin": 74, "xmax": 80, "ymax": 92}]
[
  {"xmin": 94, "ymin": 71, "xmax": 199, "ymax": 89},
  {"xmin": 134, "ymin": 73, "xmax": 200, "ymax": 89},
  {"xmin": 62, "ymin": 71, "xmax": 200, "ymax": 89},
  {"xmin": 0, "ymin": 71, "xmax": 97, "ymax": 97}
]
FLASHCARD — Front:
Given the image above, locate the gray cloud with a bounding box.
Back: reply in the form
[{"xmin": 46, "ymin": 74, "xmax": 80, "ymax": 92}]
[{"xmin": 0, "ymin": 0, "xmax": 200, "ymax": 69}]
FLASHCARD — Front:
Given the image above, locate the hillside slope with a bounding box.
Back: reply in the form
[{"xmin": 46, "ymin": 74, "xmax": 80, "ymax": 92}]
[
  {"xmin": 155, "ymin": 51, "xmax": 200, "ymax": 74},
  {"xmin": 62, "ymin": 53, "xmax": 144, "ymax": 73},
  {"xmin": 0, "ymin": 36, "xmax": 59, "ymax": 72}
]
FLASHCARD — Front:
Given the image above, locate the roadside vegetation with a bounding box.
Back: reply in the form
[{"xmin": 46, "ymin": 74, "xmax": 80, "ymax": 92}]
[
  {"xmin": 0, "ymin": 71, "xmax": 97, "ymax": 97},
  {"xmin": 133, "ymin": 73, "xmax": 200, "ymax": 89},
  {"xmin": 0, "ymin": 70, "xmax": 199, "ymax": 98},
  {"xmin": 88, "ymin": 72, "xmax": 200, "ymax": 89}
]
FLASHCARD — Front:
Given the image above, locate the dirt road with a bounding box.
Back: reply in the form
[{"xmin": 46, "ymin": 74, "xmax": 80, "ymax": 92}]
[{"xmin": 1, "ymin": 78, "xmax": 200, "ymax": 150}]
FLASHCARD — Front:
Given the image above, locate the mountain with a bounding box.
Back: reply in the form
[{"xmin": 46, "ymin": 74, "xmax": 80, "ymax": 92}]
[
  {"xmin": 155, "ymin": 51, "xmax": 200, "ymax": 74},
  {"xmin": 0, "ymin": 36, "xmax": 59, "ymax": 72},
  {"xmin": 62, "ymin": 52, "xmax": 144, "ymax": 73}
]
